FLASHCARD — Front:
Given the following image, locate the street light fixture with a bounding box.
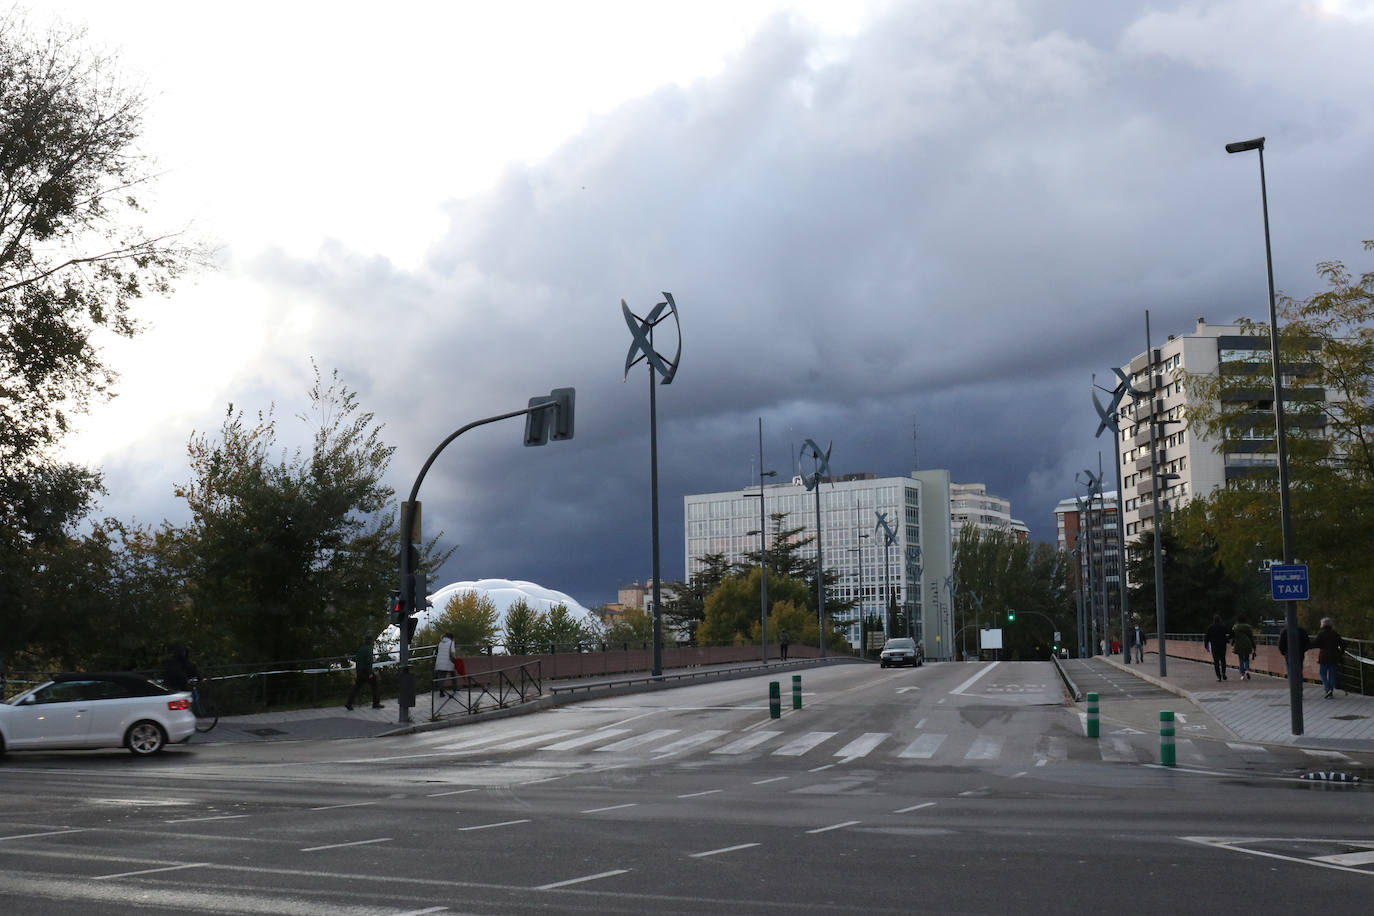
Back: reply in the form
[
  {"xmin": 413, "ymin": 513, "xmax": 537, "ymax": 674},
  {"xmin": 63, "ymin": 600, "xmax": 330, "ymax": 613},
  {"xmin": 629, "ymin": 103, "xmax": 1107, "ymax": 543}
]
[
  {"xmin": 1226, "ymin": 135, "xmax": 1303, "ymax": 734},
  {"xmin": 800, "ymin": 438, "xmax": 832, "ymax": 658}
]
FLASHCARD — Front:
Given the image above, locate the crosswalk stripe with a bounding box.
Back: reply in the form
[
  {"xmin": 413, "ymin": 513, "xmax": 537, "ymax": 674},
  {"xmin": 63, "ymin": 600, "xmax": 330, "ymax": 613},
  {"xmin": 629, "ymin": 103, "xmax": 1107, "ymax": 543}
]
[
  {"xmin": 540, "ymin": 729, "xmax": 632, "ymax": 751},
  {"xmin": 1100, "ymin": 737, "xmax": 1136, "ymax": 762},
  {"xmin": 652, "ymin": 730, "xmax": 730, "ymax": 757},
  {"xmin": 712, "ymin": 731, "xmax": 783, "ymax": 755},
  {"xmin": 492, "ymin": 730, "xmax": 579, "ymax": 750},
  {"xmin": 774, "ymin": 732, "xmax": 838, "ymax": 756},
  {"xmin": 899, "ymin": 734, "xmax": 946, "ymax": 759},
  {"xmin": 435, "ymin": 731, "xmax": 533, "ymax": 751},
  {"xmin": 1175, "ymin": 738, "xmax": 1205, "ymax": 762},
  {"xmin": 1226, "ymin": 742, "xmax": 1267, "ymax": 753},
  {"xmin": 1301, "ymin": 748, "xmax": 1350, "ymax": 760},
  {"xmin": 835, "ymin": 732, "xmax": 888, "ymax": 759},
  {"xmin": 596, "ymin": 729, "xmax": 681, "ymax": 752},
  {"xmin": 964, "ymin": 736, "xmax": 1003, "ymax": 761}
]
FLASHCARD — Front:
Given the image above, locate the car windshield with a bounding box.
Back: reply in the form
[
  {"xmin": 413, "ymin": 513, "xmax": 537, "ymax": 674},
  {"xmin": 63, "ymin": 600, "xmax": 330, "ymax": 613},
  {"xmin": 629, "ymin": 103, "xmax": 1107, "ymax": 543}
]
[{"xmin": 884, "ymin": 639, "xmax": 915, "ymax": 650}]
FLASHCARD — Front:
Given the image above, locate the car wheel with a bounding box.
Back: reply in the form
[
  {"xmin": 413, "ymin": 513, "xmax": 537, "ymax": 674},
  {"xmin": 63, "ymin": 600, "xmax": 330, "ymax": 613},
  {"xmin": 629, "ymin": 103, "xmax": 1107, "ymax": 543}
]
[
  {"xmin": 126, "ymin": 721, "xmax": 167, "ymax": 756},
  {"xmin": 880, "ymin": 661, "xmax": 887, "ymax": 668}
]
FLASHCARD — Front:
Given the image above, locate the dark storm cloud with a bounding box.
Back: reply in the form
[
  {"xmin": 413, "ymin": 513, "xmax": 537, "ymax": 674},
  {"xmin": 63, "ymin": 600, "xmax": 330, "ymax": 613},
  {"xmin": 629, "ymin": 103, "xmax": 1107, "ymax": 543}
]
[{"xmin": 223, "ymin": 1, "xmax": 1374, "ymax": 607}]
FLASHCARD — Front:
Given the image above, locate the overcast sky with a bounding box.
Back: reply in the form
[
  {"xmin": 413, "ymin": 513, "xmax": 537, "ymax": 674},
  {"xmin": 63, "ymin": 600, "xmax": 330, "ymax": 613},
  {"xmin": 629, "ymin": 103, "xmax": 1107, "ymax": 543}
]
[{"xmin": 38, "ymin": 1, "xmax": 1374, "ymax": 607}]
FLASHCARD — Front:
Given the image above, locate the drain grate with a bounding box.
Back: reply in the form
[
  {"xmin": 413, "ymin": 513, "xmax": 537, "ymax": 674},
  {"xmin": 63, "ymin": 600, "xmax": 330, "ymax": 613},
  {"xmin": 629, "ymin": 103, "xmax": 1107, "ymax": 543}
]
[
  {"xmin": 247, "ymin": 727, "xmax": 287, "ymax": 737},
  {"xmin": 1330, "ymin": 714, "xmax": 1369, "ymax": 721}
]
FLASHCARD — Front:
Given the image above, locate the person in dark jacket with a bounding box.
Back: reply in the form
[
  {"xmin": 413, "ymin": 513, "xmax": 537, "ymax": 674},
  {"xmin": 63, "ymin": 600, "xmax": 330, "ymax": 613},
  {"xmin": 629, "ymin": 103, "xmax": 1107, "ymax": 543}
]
[
  {"xmin": 345, "ymin": 640, "xmax": 383, "ymax": 710},
  {"xmin": 1312, "ymin": 618, "xmax": 1345, "ymax": 698},
  {"xmin": 1204, "ymin": 615, "xmax": 1232, "ymax": 681},
  {"xmin": 1230, "ymin": 615, "xmax": 1257, "ymax": 681}
]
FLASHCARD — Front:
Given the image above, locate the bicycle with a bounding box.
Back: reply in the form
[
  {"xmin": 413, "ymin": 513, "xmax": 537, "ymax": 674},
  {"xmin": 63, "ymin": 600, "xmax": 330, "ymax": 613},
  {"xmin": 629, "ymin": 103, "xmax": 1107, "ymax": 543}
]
[{"xmin": 189, "ymin": 679, "xmax": 218, "ymax": 733}]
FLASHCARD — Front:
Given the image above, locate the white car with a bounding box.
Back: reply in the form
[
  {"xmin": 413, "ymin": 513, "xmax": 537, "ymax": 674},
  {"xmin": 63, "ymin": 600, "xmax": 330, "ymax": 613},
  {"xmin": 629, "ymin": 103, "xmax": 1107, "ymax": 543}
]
[
  {"xmin": 0, "ymin": 672, "xmax": 196, "ymax": 756},
  {"xmin": 879, "ymin": 637, "xmax": 924, "ymax": 668}
]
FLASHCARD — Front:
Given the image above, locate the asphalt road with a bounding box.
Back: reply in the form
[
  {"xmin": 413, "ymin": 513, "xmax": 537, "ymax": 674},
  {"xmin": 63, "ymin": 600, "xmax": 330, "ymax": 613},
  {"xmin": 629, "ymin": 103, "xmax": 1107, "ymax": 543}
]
[{"xmin": 2, "ymin": 660, "xmax": 1370, "ymax": 914}]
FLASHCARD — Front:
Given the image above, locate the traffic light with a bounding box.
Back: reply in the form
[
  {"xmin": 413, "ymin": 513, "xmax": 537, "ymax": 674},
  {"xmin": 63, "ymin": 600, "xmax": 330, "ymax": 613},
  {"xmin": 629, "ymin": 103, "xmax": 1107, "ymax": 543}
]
[
  {"xmin": 387, "ymin": 590, "xmax": 402, "ymax": 626},
  {"xmin": 524, "ymin": 387, "xmax": 576, "ymax": 446},
  {"xmin": 413, "ymin": 571, "xmax": 432, "ymax": 613},
  {"xmin": 1006, "ymin": 609, "xmax": 1016, "ymax": 622}
]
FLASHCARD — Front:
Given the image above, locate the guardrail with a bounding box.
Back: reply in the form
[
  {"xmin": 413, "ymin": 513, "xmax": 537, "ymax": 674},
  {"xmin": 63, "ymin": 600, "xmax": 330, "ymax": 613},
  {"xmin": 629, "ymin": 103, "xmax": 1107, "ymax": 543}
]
[{"xmin": 430, "ymin": 659, "xmax": 542, "ymax": 717}]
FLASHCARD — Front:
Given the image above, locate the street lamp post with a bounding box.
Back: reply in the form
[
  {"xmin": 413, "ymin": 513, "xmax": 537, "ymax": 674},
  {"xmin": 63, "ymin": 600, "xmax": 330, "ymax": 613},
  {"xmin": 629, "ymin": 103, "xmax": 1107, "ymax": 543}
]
[
  {"xmin": 744, "ymin": 417, "xmax": 777, "ymax": 665},
  {"xmin": 622, "ymin": 293, "xmax": 681, "ymax": 678},
  {"xmin": 1226, "ymin": 136, "xmax": 1302, "ymax": 735},
  {"xmin": 800, "ymin": 439, "xmax": 832, "ymax": 658}
]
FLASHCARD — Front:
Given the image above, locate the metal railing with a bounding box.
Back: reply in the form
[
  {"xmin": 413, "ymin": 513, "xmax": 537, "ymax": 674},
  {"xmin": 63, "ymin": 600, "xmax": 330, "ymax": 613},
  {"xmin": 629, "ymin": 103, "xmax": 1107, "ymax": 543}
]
[
  {"xmin": 1159, "ymin": 631, "xmax": 1372, "ymax": 697},
  {"xmin": 428, "ymin": 659, "xmax": 543, "ymax": 718}
]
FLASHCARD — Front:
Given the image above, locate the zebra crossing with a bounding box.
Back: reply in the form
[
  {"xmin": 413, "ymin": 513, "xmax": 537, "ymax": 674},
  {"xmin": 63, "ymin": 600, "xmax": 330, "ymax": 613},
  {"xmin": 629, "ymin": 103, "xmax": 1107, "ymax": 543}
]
[{"xmin": 415, "ymin": 721, "xmax": 1354, "ymax": 769}]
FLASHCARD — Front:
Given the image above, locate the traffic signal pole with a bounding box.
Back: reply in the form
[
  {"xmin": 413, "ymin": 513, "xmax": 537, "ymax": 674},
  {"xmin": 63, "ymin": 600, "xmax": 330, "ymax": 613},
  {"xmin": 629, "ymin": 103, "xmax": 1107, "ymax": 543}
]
[{"xmin": 394, "ymin": 391, "xmax": 574, "ymax": 725}]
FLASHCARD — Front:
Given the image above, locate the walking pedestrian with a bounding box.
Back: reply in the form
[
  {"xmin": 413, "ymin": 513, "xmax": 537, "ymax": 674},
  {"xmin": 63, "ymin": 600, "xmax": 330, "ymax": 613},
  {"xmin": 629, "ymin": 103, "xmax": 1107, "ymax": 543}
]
[
  {"xmin": 779, "ymin": 631, "xmax": 790, "ymax": 660},
  {"xmin": 1230, "ymin": 614, "xmax": 1256, "ymax": 680},
  {"xmin": 1132, "ymin": 625, "xmax": 1145, "ymax": 663},
  {"xmin": 1277, "ymin": 623, "xmax": 1311, "ymax": 678},
  {"xmin": 1204, "ymin": 615, "xmax": 1232, "ymax": 681},
  {"xmin": 435, "ymin": 632, "xmax": 457, "ymax": 696},
  {"xmin": 1312, "ymin": 617, "xmax": 1346, "ymax": 698},
  {"xmin": 345, "ymin": 640, "xmax": 383, "ymax": 710}
]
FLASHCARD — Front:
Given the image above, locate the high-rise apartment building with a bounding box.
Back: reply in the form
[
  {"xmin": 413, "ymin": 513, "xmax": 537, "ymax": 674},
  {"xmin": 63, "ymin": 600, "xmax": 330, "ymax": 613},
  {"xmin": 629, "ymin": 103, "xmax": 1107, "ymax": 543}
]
[
  {"xmin": 1054, "ymin": 491, "xmax": 1122, "ymax": 654},
  {"xmin": 1115, "ymin": 318, "xmax": 1331, "ymax": 540},
  {"xmin": 951, "ymin": 482, "xmax": 1029, "ymax": 541},
  {"xmin": 684, "ymin": 470, "xmax": 954, "ymax": 659}
]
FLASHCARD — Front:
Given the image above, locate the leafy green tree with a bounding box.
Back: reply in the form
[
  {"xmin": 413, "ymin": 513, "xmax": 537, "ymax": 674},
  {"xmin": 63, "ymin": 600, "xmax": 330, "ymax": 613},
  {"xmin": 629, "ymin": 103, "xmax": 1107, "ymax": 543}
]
[
  {"xmin": 700, "ymin": 568, "xmax": 811, "ymax": 646},
  {"xmin": 172, "ymin": 367, "xmax": 403, "ymax": 667},
  {"xmin": 543, "ymin": 603, "xmax": 588, "ymax": 652},
  {"xmin": 598, "ymin": 607, "xmax": 654, "ymax": 646},
  {"xmin": 952, "ymin": 526, "xmax": 1074, "ymax": 659},
  {"xmin": 502, "ymin": 597, "xmax": 543, "ymax": 654},
  {"xmin": 1, "ymin": 15, "xmax": 200, "ymax": 663},
  {"xmin": 417, "ymin": 590, "xmax": 499, "ymax": 654},
  {"xmin": 663, "ymin": 552, "xmax": 737, "ymax": 644}
]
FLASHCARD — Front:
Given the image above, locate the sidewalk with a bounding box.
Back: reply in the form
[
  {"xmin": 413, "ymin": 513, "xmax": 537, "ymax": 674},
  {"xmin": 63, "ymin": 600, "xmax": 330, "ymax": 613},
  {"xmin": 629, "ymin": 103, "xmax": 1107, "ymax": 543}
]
[{"xmin": 1102, "ymin": 653, "xmax": 1374, "ymax": 752}]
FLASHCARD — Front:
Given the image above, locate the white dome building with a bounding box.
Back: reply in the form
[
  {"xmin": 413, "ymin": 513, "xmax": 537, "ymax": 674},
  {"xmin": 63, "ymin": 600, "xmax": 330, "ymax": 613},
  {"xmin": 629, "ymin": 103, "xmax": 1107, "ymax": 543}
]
[{"xmin": 403, "ymin": 578, "xmax": 595, "ymax": 642}]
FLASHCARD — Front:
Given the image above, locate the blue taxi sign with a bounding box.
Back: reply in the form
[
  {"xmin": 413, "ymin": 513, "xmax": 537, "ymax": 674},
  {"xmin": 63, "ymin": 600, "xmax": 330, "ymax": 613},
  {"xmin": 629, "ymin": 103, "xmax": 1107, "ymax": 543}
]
[{"xmin": 1270, "ymin": 564, "xmax": 1309, "ymax": 601}]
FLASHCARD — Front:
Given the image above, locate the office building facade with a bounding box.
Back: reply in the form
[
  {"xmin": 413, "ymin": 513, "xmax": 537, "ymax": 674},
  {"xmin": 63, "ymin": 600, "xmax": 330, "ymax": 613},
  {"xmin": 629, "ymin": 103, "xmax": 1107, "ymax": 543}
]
[{"xmin": 684, "ymin": 470, "xmax": 955, "ymax": 659}]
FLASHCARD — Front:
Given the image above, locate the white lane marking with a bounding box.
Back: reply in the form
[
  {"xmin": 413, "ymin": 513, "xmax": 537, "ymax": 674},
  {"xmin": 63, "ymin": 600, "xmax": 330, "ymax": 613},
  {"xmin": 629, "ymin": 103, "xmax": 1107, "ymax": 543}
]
[
  {"xmin": 1226, "ymin": 743, "xmax": 1267, "ymax": 753},
  {"xmin": 651, "ymin": 730, "xmax": 729, "ymax": 758},
  {"xmin": 689, "ymin": 843, "xmax": 760, "ymax": 858},
  {"xmin": 0, "ymin": 829, "xmax": 86, "ymax": 841},
  {"xmin": 712, "ymin": 731, "xmax": 782, "ymax": 755},
  {"xmin": 596, "ymin": 729, "xmax": 681, "ymax": 752},
  {"xmin": 1035, "ymin": 759, "xmax": 1048, "ymax": 767},
  {"xmin": 808, "ymin": 764, "xmax": 835, "ymax": 772},
  {"xmin": 834, "ymin": 732, "xmax": 887, "ymax": 760},
  {"xmin": 393, "ymin": 908, "xmax": 448, "ymax": 916},
  {"xmin": 899, "ymin": 734, "xmax": 947, "ymax": 759},
  {"xmin": 951, "ymin": 661, "xmax": 1000, "ymax": 696},
  {"xmin": 774, "ymin": 732, "xmax": 838, "ymax": 756},
  {"xmin": 1010, "ymin": 771, "xmax": 1028, "ymax": 779},
  {"xmin": 894, "ymin": 802, "xmax": 936, "ymax": 814},
  {"xmin": 536, "ymin": 868, "xmax": 631, "ymax": 889},
  {"xmin": 541, "ymin": 729, "xmax": 632, "ymax": 750},
  {"xmin": 309, "ymin": 802, "xmax": 375, "ymax": 811},
  {"xmin": 493, "ymin": 730, "xmax": 580, "ymax": 750},
  {"xmin": 1302, "ymin": 749, "xmax": 1351, "ymax": 760},
  {"xmin": 94, "ymin": 862, "xmax": 208, "ymax": 880},
  {"xmin": 165, "ymin": 815, "xmax": 250, "ymax": 824},
  {"xmin": 1313, "ymin": 850, "xmax": 1374, "ymax": 866},
  {"xmin": 426, "ymin": 788, "xmax": 481, "ymax": 797},
  {"xmin": 301, "ymin": 837, "xmax": 391, "ymax": 852},
  {"xmin": 964, "ymin": 736, "xmax": 1003, "ymax": 761},
  {"xmin": 958, "ymin": 787, "xmax": 990, "ymax": 797},
  {"xmin": 459, "ymin": 819, "xmax": 531, "ymax": 831},
  {"xmin": 914, "ymin": 718, "xmax": 927, "ymax": 729},
  {"xmin": 580, "ymin": 803, "xmax": 638, "ymax": 814},
  {"xmin": 1100, "ymin": 738, "xmax": 1136, "ymax": 763},
  {"xmin": 806, "ymin": 821, "xmax": 860, "ymax": 834},
  {"xmin": 1176, "ymin": 714, "xmax": 1187, "ymax": 723},
  {"xmin": 1183, "ymin": 836, "xmax": 1374, "ymax": 875},
  {"xmin": 753, "ymin": 776, "xmax": 789, "ymax": 785},
  {"xmin": 678, "ymin": 789, "xmax": 724, "ymax": 799}
]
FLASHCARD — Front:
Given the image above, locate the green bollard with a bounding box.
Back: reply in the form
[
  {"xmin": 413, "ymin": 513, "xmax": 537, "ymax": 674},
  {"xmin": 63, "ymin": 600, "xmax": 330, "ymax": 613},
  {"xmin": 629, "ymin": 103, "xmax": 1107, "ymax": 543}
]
[
  {"xmin": 769, "ymin": 681, "xmax": 781, "ymax": 719},
  {"xmin": 792, "ymin": 674, "xmax": 802, "ymax": 710},
  {"xmin": 1086, "ymin": 691, "xmax": 1099, "ymax": 739},
  {"xmin": 1160, "ymin": 710, "xmax": 1176, "ymax": 767}
]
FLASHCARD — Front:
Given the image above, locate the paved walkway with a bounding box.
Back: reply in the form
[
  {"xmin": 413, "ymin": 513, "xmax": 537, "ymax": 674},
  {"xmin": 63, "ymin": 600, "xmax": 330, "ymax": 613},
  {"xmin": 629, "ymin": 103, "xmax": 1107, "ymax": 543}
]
[{"xmin": 1100, "ymin": 653, "xmax": 1374, "ymax": 752}]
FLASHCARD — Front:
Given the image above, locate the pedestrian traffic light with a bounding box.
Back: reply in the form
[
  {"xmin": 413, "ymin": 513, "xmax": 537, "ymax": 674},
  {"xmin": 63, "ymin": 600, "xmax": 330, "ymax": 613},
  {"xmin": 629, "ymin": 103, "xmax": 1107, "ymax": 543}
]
[
  {"xmin": 413, "ymin": 571, "xmax": 432, "ymax": 612},
  {"xmin": 387, "ymin": 590, "xmax": 402, "ymax": 626}
]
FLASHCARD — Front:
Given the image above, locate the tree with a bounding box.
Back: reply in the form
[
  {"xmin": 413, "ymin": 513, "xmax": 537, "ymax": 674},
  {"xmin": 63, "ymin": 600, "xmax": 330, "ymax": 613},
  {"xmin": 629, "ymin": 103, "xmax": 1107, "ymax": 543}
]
[
  {"xmin": 502, "ymin": 598, "xmax": 543, "ymax": 655},
  {"xmin": 1184, "ymin": 240, "xmax": 1374, "ymax": 635},
  {"xmin": 172, "ymin": 367, "xmax": 403, "ymax": 667},
  {"xmin": 543, "ymin": 603, "xmax": 588, "ymax": 652},
  {"xmin": 700, "ymin": 568, "xmax": 811, "ymax": 647},
  {"xmin": 417, "ymin": 590, "xmax": 499, "ymax": 654},
  {"xmin": 597, "ymin": 607, "xmax": 654, "ymax": 646},
  {"xmin": 952, "ymin": 526, "xmax": 1074, "ymax": 660},
  {"xmin": 663, "ymin": 552, "xmax": 737, "ymax": 644},
  {"xmin": 1, "ymin": 14, "xmax": 200, "ymax": 663}
]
